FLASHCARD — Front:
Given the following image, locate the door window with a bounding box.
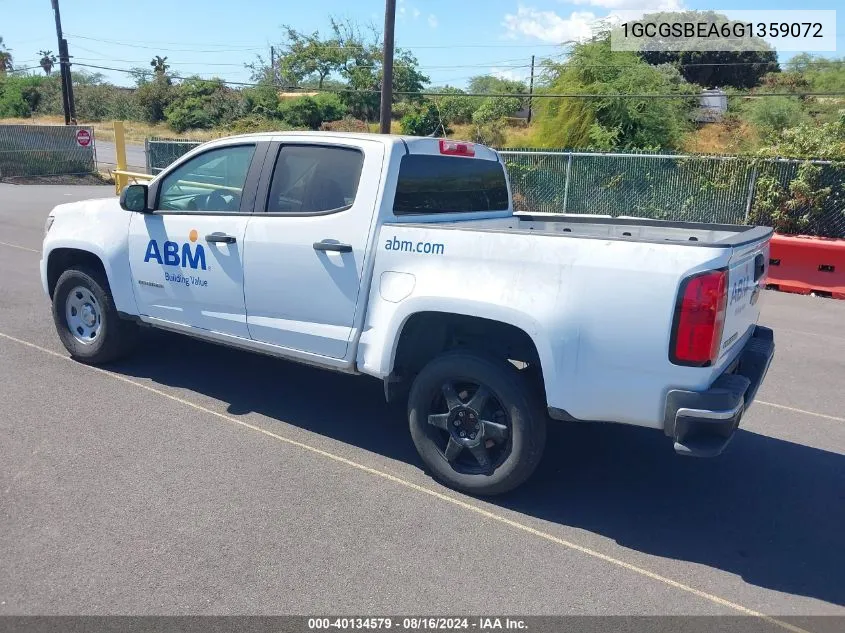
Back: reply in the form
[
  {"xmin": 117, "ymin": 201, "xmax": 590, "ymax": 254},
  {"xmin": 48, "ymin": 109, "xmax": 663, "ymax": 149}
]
[
  {"xmin": 266, "ymin": 145, "xmax": 364, "ymax": 214},
  {"xmin": 158, "ymin": 144, "xmax": 256, "ymax": 212}
]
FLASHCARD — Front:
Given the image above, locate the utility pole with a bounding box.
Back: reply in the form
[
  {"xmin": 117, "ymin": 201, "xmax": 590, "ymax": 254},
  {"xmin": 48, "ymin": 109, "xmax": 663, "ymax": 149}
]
[
  {"xmin": 270, "ymin": 45, "xmax": 276, "ymax": 86},
  {"xmin": 379, "ymin": 0, "xmax": 397, "ymax": 134},
  {"xmin": 527, "ymin": 54, "xmax": 535, "ymax": 125},
  {"xmin": 51, "ymin": 0, "xmax": 75, "ymax": 124}
]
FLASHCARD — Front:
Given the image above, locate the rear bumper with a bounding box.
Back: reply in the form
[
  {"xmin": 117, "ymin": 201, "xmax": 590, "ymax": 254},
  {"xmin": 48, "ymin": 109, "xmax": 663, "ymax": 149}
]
[{"xmin": 663, "ymin": 325, "xmax": 775, "ymax": 457}]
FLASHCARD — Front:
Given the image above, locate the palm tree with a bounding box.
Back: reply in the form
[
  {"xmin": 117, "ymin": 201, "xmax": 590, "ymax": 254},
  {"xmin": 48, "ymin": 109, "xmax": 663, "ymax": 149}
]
[
  {"xmin": 39, "ymin": 50, "xmax": 57, "ymax": 75},
  {"xmin": 150, "ymin": 55, "xmax": 169, "ymax": 76},
  {"xmin": 0, "ymin": 37, "xmax": 13, "ymax": 74}
]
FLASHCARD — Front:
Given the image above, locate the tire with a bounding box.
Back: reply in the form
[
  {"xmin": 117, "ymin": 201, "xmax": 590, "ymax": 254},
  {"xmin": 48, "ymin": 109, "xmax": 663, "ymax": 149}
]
[
  {"xmin": 408, "ymin": 350, "xmax": 547, "ymax": 496},
  {"xmin": 51, "ymin": 266, "xmax": 139, "ymax": 365}
]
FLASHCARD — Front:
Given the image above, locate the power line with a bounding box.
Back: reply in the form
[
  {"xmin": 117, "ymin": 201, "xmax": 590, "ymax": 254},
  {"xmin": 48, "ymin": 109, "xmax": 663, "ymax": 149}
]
[
  {"xmin": 68, "ymin": 62, "xmax": 845, "ymax": 99},
  {"xmin": 63, "ymin": 32, "xmax": 570, "ymax": 50}
]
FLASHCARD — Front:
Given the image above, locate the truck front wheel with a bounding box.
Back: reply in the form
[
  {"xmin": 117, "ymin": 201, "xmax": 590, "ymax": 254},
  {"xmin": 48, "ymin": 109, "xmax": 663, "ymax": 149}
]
[
  {"xmin": 52, "ymin": 266, "xmax": 139, "ymax": 365},
  {"xmin": 408, "ymin": 351, "xmax": 546, "ymax": 496}
]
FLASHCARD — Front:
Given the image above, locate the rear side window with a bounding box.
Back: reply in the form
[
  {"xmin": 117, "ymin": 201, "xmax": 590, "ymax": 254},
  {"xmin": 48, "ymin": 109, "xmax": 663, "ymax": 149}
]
[
  {"xmin": 393, "ymin": 154, "xmax": 509, "ymax": 215},
  {"xmin": 266, "ymin": 145, "xmax": 364, "ymax": 214}
]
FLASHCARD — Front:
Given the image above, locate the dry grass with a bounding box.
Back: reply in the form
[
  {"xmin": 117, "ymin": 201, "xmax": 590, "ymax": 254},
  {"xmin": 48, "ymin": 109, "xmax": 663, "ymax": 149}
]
[{"xmin": 682, "ymin": 120, "xmax": 761, "ymax": 155}]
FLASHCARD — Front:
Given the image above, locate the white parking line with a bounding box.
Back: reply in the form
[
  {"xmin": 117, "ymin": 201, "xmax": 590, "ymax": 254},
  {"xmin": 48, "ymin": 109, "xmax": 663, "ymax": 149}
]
[
  {"xmin": 0, "ymin": 241, "xmax": 38, "ymax": 253},
  {"xmin": 757, "ymin": 400, "xmax": 845, "ymax": 423},
  {"xmin": 0, "ymin": 330, "xmax": 813, "ymax": 632}
]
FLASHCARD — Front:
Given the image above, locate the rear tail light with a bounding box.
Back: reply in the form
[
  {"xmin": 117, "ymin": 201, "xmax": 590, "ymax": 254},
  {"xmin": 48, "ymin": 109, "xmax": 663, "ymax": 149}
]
[
  {"xmin": 439, "ymin": 139, "xmax": 475, "ymax": 157},
  {"xmin": 670, "ymin": 269, "xmax": 728, "ymax": 367}
]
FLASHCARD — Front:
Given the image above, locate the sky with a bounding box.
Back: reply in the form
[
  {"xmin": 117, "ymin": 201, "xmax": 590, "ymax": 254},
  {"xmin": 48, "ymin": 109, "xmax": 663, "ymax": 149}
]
[{"xmin": 2, "ymin": 0, "xmax": 843, "ymax": 89}]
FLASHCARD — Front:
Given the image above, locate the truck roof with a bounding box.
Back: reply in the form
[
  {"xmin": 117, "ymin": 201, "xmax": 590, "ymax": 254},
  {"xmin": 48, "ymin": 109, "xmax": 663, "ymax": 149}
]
[{"xmin": 208, "ymin": 131, "xmax": 498, "ymax": 159}]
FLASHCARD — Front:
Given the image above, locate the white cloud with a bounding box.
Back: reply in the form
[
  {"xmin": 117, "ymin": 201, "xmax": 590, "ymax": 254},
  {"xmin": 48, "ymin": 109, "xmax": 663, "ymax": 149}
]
[
  {"xmin": 568, "ymin": 0, "xmax": 682, "ymax": 9},
  {"xmin": 491, "ymin": 66, "xmax": 531, "ymax": 82},
  {"xmin": 428, "ymin": 14, "xmax": 439, "ymax": 29},
  {"xmin": 503, "ymin": 6, "xmax": 598, "ymax": 43},
  {"xmin": 413, "ymin": 8, "xmax": 421, "ymax": 19}
]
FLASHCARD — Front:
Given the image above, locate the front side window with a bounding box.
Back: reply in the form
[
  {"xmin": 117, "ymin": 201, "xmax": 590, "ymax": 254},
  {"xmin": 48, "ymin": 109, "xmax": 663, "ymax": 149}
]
[
  {"xmin": 158, "ymin": 145, "xmax": 256, "ymax": 212},
  {"xmin": 266, "ymin": 145, "xmax": 364, "ymax": 214},
  {"xmin": 393, "ymin": 154, "xmax": 509, "ymax": 215}
]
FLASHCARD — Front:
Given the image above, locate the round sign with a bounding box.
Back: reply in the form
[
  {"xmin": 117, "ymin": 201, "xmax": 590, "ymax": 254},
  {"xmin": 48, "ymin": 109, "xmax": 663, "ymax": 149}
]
[{"xmin": 76, "ymin": 129, "xmax": 91, "ymax": 147}]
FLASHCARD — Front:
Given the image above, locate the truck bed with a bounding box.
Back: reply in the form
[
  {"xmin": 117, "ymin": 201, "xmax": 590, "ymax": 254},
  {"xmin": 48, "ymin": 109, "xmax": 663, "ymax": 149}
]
[{"xmin": 399, "ymin": 212, "xmax": 773, "ymax": 248}]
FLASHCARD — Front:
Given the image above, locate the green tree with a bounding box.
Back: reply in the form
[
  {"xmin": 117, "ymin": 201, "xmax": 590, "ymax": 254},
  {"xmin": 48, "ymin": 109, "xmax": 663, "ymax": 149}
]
[
  {"xmin": 431, "ymin": 86, "xmax": 478, "ymax": 125},
  {"xmin": 150, "ymin": 55, "xmax": 169, "ymax": 77},
  {"xmin": 0, "ymin": 37, "xmax": 12, "ymax": 74},
  {"xmin": 468, "ymin": 75, "xmax": 526, "ymax": 96},
  {"xmin": 0, "ymin": 80, "xmax": 29, "ymax": 116},
  {"xmin": 38, "ymin": 50, "xmax": 56, "ymax": 75},
  {"xmin": 277, "ymin": 25, "xmax": 344, "ymax": 88},
  {"xmin": 630, "ymin": 11, "xmax": 778, "ymax": 89},
  {"xmin": 165, "ymin": 77, "xmax": 240, "ymax": 132},
  {"xmin": 534, "ymin": 36, "xmax": 696, "ymax": 150},
  {"xmin": 400, "ymin": 101, "xmax": 449, "ymax": 136},
  {"xmin": 242, "ymin": 79, "xmax": 280, "ymax": 116}
]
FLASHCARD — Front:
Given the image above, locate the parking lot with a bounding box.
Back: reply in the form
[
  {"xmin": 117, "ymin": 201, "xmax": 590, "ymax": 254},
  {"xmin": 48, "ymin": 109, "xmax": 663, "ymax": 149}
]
[{"xmin": 1, "ymin": 184, "xmax": 844, "ymax": 624}]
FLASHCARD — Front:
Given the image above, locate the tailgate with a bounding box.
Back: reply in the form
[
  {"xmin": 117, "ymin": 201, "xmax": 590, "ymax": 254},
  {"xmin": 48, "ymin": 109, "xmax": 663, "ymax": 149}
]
[{"xmin": 717, "ymin": 236, "xmax": 771, "ymax": 366}]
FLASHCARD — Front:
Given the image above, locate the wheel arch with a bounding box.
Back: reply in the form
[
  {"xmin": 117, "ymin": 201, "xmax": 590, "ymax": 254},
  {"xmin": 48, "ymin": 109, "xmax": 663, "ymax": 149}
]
[
  {"xmin": 383, "ymin": 305, "xmax": 553, "ymax": 404},
  {"xmin": 46, "ymin": 247, "xmax": 109, "ymax": 298}
]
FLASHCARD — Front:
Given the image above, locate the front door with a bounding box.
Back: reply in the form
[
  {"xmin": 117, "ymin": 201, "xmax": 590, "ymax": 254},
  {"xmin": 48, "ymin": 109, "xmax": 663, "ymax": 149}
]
[
  {"xmin": 128, "ymin": 143, "xmax": 260, "ymax": 338},
  {"xmin": 243, "ymin": 141, "xmax": 384, "ymax": 359}
]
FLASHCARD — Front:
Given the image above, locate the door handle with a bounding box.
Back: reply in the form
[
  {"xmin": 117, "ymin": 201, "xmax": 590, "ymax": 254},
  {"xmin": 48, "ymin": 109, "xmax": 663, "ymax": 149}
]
[
  {"xmin": 206, "ymin": 233, "xmax": 237, "ymax": 244},
  {"xmin": 313, "ymin": 240, "xmax": 352, "ymax": 253}
]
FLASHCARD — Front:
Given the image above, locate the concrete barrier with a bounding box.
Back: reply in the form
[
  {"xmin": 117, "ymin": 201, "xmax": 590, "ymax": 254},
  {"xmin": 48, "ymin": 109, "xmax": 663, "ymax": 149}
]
[{"xmin": 766, "ymin": 233, "xmax": 845, "ymax": 300}]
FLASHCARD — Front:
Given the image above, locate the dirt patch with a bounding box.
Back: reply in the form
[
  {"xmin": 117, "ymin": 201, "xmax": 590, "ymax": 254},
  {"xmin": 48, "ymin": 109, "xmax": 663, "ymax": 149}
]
[{"xmin": 1, "ymin": 173, "xmax": 114, "ymax": 186}]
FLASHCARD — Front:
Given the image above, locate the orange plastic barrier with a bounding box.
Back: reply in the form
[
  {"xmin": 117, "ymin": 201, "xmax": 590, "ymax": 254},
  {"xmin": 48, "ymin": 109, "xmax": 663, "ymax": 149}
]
[{"xmin": 766, "ymin": 234, "xmax": 845, "ymax": 300}]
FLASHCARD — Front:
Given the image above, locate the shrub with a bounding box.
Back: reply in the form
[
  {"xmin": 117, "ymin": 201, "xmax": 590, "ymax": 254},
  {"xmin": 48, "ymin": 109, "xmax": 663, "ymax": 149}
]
[
  {"xmin": 749, "ymin": 162, "xmax": 834, "ymax": 235},
  {"xmin": 742, "ymin": 96, "xmax": 808, "ymax": 135},
  {"xmin": 278, "ymin": 94, "xmax": 345, "ymax": 130},
  {"xmin": 400, "ymin": 102, "xmax": 449, "ymax": 137},
  {"xmin": 135, "ymin": 78, "xmax": 173, "ymax": 123},
  {"xmin": 472, "ymin": 97, "xmax": 521, "ymax": 125},
  {"xmin": 0, "ymin": 81, "xmax": 30, "ymax": 117}
]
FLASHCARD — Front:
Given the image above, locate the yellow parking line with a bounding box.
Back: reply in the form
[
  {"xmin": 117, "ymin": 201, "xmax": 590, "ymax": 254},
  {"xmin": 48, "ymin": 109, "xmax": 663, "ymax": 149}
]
[
  {"xmin": 0, "ymin": 331, "xmax": 815, "ymax": 633},
  {"xmin": 0, "ymin": 241, "xmax": 39, "ymax": 253}
]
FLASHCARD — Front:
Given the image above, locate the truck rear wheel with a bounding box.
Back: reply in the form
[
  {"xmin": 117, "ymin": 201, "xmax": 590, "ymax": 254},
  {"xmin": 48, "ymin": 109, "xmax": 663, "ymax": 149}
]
[
  {"xmin": 52, "ymin": 266, "xmax": 139, "ymax": 365},
  {"xmin": 408, "ymin": 350, "xmax": 546, "ymax": 496}
]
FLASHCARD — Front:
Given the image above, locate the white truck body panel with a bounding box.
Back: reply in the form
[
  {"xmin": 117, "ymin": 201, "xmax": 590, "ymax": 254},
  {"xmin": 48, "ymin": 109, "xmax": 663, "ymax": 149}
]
[{"xmin": 41, "ymin": 131, "xmax": 773, "ymax": 437}]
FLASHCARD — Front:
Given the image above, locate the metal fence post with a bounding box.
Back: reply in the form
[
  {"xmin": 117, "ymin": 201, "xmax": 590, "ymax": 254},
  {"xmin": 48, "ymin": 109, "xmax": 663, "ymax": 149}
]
[
  {"xmin": 744, "ymin": 164, "xmax": 759, "ymax": 224},
  {"xmin": 562, "ymin": 152, "xmax": 573, "ymax": 213}
]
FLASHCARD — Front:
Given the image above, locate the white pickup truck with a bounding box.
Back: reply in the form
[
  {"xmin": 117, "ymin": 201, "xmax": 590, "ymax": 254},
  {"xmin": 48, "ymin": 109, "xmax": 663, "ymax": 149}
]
[{"xmin": 41, "ymin": 132, "xmax": 775, "ymax": 495}]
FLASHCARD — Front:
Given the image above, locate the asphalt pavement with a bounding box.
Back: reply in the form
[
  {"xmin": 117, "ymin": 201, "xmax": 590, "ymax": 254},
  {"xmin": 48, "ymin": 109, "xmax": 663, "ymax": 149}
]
[
  {"xmin": 94, "ymin": 140, "xmax": 147, "ymax": 172},
  {"xmin": 1, "ymin": 184, "xmax": 844, "ymax": 622}
]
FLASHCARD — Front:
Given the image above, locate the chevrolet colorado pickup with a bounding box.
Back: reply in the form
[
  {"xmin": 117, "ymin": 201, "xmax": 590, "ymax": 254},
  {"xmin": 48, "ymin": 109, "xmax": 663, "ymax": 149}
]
[{"xmin": 41, "ymin": 132, "xmax": 775, "ymax": 495}]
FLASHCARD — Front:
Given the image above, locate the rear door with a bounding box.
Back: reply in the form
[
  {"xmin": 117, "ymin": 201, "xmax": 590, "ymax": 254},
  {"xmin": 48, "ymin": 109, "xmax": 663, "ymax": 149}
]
[
  {"xmin": 717, "ymin": 236, "xmax": 770, "ymax": 364},
  {"xmin": 242, "ymin": 139, "xmax": 384, "ymax": 359}
]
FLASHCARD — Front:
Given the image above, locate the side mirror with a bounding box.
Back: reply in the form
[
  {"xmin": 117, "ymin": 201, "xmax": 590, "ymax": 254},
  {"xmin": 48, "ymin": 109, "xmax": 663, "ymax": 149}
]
[{"xmin": 120, "ymin": 184, "xmax": 150, "ymax": 212}]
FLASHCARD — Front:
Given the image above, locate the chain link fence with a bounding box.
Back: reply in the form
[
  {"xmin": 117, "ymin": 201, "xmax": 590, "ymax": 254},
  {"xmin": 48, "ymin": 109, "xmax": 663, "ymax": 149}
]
[
  {"xmin": 501, "ymin": 150, "xmax": 845, "ymax": 238},
  {"xmin": 141, "ymin": 139, "xmax": 845, "ymax": 238},
  {"xmin": 0, "ymin": 125, "xmax": 96, "ymax": 178},
  {"xmin": 145, "ymin": 137, "xmax": 204, "ymax": 175}
]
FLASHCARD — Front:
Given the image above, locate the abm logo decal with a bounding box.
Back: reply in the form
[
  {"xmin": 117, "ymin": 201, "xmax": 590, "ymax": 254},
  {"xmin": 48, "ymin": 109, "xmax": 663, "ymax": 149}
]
[{"xmin": 144, "ymin": 229, "xmax": 207, "ymax": 270}]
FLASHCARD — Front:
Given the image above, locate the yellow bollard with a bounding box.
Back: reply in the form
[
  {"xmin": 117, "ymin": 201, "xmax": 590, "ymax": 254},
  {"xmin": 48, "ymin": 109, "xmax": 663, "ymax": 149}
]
[{"xmin": 113, "ymin": 121, "xmax": 128, "ymax": 195}]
